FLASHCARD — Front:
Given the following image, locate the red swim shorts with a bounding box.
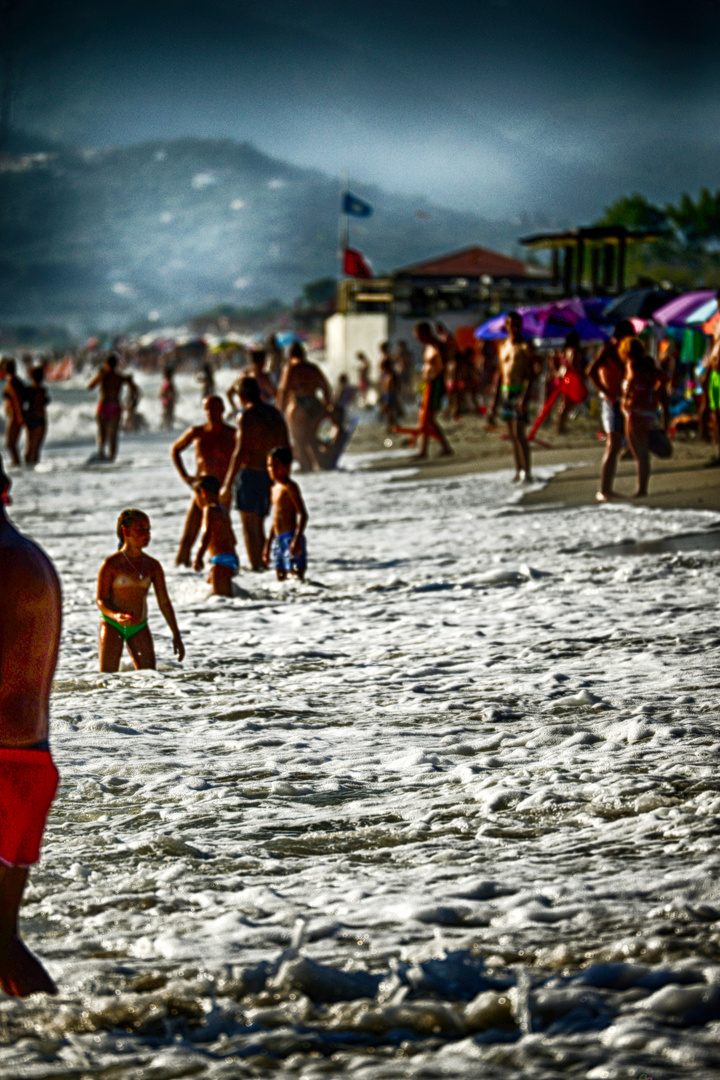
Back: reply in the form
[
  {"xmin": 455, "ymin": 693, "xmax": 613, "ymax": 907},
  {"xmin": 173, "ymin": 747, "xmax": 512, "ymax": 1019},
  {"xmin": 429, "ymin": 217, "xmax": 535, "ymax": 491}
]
[{"xmin": 0, "ymin": 749, "xmax": 59, "ymax": 868}]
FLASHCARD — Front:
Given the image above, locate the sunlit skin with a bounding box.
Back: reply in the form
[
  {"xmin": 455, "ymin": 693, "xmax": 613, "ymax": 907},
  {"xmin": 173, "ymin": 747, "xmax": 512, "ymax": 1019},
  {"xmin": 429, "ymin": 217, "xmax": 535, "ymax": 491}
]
[
  {"xmin": 2, "ymin": 363, "xmax": 25, "ymax": 467},
  {"xmin": 220, "ymin": 384, "xmax": 289, "ymax": 571},
  {"xmin": 263, "ymin": 453, "xmax": 308, "ymax": 581},
  {"xmin": 412, "ymin": 323, "xmax": 452, "ymax": 458},
  {"xmin": 275, "ymin": 348, "xmax": 332, "ymax": 471},
  {"xmin": 171, "ymin": 396, "xmax": 236, "ymax": 566},
  {"xmin": 96, "ymin": 515, "xmax": 185, "ymax": 671},
  {"xmin": 488, "ymin": 314, "xmax": 537, "ymax": 481},
  {"xmin": 620, "ymin": 339, "xmax": 667, "ymax": 499},
  {"xmin": 87, "ymin": 357, "xmax": 130, "ymax": 461},
  {"xmin": 193, "ymin": 485, "xmax": 238, "ymax": 597},
  {"xmin": 0, "ymin": 458, "xmax": 60, "ymax": 996},
  {"xmin": 587, "ymin": 327, "xmax": 633, "ymax": 501}
]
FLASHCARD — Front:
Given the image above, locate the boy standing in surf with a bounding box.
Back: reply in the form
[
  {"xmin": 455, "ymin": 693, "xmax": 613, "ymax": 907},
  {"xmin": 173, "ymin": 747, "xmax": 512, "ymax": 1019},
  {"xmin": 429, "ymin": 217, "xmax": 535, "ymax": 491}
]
[
  {"xmin": 192, "ymin": 476, "xmax": 239, "ymax": 596},
  {"xmin": 97, "ymin": 509, "xmax": 185, "ymax": 671},
  {"xmin": 264, "ymin": 447, "xmax": 308, "ymax": 581}
]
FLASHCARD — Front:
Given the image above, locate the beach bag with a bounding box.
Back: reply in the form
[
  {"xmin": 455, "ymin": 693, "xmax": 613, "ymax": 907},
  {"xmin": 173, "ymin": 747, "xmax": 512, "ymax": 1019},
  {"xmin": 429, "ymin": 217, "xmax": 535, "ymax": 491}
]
[{"xmin": 648, "ymin": 427, "xmax": 672, "ymax": 459}]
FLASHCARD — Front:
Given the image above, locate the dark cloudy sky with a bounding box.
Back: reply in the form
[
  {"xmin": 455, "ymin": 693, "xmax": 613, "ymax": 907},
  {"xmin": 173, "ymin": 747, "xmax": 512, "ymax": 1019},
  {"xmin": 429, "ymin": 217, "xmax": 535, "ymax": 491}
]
[{"xmin": 9, "ymin": 0, "xmax": 720, "ymax": 220}]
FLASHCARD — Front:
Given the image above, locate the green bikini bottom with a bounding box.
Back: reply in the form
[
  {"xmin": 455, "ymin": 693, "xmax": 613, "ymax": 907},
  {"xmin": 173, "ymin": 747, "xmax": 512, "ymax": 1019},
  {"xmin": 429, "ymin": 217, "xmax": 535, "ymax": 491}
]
[{"xmin": 101, "ymin": 615, "xmax": 148, "ymax": 642}]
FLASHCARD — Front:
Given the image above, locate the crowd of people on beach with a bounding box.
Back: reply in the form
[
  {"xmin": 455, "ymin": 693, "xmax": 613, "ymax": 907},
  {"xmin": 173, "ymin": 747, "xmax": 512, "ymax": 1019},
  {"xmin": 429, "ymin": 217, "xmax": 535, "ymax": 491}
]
[{"xmin": 1, "ymin": 303, "xmax": 720, "ymax": 998}]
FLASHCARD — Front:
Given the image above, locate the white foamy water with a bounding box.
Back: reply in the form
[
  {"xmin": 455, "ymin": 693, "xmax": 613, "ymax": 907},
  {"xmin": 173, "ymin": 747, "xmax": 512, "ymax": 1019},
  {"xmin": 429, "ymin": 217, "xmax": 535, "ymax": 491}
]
[{"xmin": 3, "ymin": 385, "xmax": 720, "ymax": 1078}]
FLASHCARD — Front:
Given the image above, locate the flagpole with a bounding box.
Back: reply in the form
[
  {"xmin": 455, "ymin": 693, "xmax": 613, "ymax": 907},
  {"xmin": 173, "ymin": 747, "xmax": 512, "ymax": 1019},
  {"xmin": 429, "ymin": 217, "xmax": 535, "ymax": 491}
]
[{"xmin": 338, "ymin": 170, "xmax": 349, "ymax": 282}]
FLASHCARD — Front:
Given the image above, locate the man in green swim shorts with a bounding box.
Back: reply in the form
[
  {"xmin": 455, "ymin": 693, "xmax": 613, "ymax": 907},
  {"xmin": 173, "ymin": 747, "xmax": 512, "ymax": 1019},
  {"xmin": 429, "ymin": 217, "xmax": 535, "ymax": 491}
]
[
  {"xmin": 704, "ymin": 340, "xmax": 720, "ymax": 466},
  {"xmin": 488, "ymin": 312, "xmax": 539, "ymax": 483}
]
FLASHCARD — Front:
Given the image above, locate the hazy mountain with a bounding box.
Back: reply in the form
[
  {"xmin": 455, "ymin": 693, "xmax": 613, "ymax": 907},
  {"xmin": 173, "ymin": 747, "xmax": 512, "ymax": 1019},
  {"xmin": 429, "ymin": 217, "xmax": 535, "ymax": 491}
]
[{"xmin": 0, "ymin": 136, "xmax": 542, "ymax": 335}]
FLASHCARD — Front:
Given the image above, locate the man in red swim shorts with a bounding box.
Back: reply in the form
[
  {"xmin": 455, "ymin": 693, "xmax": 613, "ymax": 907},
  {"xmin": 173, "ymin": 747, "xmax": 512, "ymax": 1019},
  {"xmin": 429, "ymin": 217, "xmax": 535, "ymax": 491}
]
[{"xmin": 0, "ymin": 453, "xmax": 61, "ymax": 996}]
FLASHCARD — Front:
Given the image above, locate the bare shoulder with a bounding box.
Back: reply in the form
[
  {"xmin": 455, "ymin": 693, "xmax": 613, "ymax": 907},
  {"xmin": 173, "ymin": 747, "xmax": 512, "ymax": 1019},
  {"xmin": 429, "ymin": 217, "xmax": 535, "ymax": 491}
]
[
  {"xmin": 0, "ymin": 528, "xmax": 60, "ymax": 598},
  {"xmin": 144, "ymin": 554, "xmax": 163, "ymax": 576}
]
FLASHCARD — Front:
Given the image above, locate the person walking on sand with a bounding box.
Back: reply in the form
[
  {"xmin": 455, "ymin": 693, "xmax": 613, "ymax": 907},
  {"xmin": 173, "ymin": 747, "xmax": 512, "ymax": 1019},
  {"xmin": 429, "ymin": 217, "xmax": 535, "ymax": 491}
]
[
  {"xmin": 160, "ymin": 364, "xmax": 178, "ymax": 430},
  {"xmin": 87, "ymin": 353, "xmax": 130, "ymax": 461},
  {"xmin": 23, "ymin": 366, "xmax": 50, "ymax": 465},
  {"xmin": 193, "ymin": 475, "xmax": 239, "ymax": 596},
  {"xmin": 412, "ymin": 322, "xmax": 452, "ymax": 458},
  {"xmin": 2, "ymin": 359, "xmax": 26, "ymax": 467},
  {"xmin": 586, "ymin": 320, "xmax": 634, "ymax": 502},
  {"xmin": 96, "ymin": 509, "xmax": 184, "ymax": 672},
  {"xmin": 276, "ymin": 342, "xmax": 332, "ymax": 471},
  {"xmin": 171, "ymin": 395, "xmax": 236, "ymax": 567},
  {"xmin": 220, "ymin": 376, "xmax": 289, "ymax": 571},
  {"xmin": 488, "ymin": 312, "xmax": 538, "ymax": 482},
  {"xmin": 264, "ymin": 446, "xmax": 308, "ymax": 581},
  {"xmin": 0, "ymin": 453, "xmax": 61, "ymax": 996},
  {"xmin": 619, "ymin": 337, "xmax": 669, "ymax": 498}
]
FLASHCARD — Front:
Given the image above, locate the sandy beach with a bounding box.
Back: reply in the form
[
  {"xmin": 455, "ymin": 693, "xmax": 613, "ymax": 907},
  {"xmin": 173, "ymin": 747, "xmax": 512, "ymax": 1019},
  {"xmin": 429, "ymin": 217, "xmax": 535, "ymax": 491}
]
[{"xmin": 348, "ymin": 410, "xmax": 720, "ymax": 516}]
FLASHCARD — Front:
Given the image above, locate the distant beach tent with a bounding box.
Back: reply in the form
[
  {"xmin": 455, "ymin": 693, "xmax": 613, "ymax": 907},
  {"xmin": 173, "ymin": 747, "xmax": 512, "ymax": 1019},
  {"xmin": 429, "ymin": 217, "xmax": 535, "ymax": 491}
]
[
  {"xmin": 652, "ymin": 290, "xmax": 717, "ymax": 327},
  {"xmin": 342, "ymin": 192, "xmax": 373, "ymax": 217}
]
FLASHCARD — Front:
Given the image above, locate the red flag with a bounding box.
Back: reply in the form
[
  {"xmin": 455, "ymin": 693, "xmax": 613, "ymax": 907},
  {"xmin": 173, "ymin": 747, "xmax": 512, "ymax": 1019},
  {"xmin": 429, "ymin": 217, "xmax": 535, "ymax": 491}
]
[{"xmin": 343, "ymin": 247, "xmax": 373, "ymax": 278}]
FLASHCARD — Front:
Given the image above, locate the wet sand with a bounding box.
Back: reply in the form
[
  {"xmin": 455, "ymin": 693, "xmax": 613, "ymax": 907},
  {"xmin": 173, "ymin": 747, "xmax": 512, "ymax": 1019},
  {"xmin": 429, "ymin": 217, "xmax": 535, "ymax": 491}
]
[{"xmin": 348, "ymin": 411, "xmax": 720, "ymax": 515}]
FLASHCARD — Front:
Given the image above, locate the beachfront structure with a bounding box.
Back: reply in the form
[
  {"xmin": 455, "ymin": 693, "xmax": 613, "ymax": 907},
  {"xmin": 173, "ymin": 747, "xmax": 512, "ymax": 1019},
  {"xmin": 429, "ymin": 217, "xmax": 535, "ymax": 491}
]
[
  {"xmin": 520, "ymin": 225, "xmax": 666, "ymax": 297},
  {"xmin": 325, "ymin": 245, "xmax": 551, "ymax": 380}
]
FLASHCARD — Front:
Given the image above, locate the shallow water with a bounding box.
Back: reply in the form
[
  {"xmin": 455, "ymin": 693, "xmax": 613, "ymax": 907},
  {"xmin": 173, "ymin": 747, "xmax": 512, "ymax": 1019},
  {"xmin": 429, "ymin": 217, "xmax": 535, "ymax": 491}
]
[{"xmin": 3, "ymin": 393, "xmax": 720, "ymax": 1078}]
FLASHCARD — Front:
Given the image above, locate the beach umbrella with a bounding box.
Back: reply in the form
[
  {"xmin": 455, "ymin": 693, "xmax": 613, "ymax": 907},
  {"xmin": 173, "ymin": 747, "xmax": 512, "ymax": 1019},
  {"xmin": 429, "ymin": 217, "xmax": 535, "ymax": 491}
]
[
  {"xmin": 603, "ymin": 288, "xmax": 676, "ymax": 321},
  {"xmin": 475, "ymin": 300, "xmax": 607, "ymax": 342},
  {"xmin": 652, "ymin": 290, "xmax": 717, "ymax": 327},
  {"xmin": 685, "ymin": 297, "xmax": 718, "ymax": 326}
]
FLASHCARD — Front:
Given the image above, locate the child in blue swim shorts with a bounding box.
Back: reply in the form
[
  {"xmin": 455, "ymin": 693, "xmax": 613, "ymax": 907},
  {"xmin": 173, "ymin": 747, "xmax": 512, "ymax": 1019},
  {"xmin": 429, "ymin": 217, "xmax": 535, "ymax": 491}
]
[{"xmin": 263, "ymin": 447, "xmax": 308, "ymax": 581}]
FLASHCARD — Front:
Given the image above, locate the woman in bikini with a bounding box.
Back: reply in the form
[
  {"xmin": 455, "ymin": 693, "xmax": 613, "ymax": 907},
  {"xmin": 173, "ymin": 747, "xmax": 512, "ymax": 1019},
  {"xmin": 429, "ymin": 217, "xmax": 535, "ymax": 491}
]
[{"xmin": 96, "ymin": 509, "xmax": 185, "ymax": 672}]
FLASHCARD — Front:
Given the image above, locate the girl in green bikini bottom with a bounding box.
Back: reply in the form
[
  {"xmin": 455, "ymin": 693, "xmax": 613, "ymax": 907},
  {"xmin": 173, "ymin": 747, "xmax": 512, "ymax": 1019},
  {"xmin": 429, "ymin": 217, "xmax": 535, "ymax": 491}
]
[{"xmin": 96, "ymin": 509, "xmax": 185, "ymax": 672}]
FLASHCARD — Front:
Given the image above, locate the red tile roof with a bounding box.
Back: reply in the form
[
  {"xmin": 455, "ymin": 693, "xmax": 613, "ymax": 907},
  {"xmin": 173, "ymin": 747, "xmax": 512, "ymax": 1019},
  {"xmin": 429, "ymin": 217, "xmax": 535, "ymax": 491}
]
[{"xmin": 393, "ymin": 245, "xmax": 548, "ymax": 280}]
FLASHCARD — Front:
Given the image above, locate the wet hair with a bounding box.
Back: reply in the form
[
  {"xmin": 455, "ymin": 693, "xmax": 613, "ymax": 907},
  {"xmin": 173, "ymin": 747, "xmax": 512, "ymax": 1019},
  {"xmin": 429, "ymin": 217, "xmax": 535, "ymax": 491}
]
[
  {"xmin": 238, "ymin": 375, "xmax": 261, "ymax": 404},
  {"xmin": 193, "ymin": 475, "xmax": 220, "ymax": 497},
  {"xmin": 269, "ymin": 446, "xmax": 293, "ymax": 468},
  {"xmin": 31, "ymin": 365, "xmax": 45, "ymax": 384},
  {"xmin": 613, "ymin": 319, "xmax": 635, "ymax": 341},
  {"xmin": 116, "ymin": 508, "xmax": 149, "ymax": 547},
  {"xmin": 107, "ymin": 353, "xmax": 119, "ymax": 370},
  {"xmin": 288, "ymin": 342, "xmax": 306, "ymax": 361}
]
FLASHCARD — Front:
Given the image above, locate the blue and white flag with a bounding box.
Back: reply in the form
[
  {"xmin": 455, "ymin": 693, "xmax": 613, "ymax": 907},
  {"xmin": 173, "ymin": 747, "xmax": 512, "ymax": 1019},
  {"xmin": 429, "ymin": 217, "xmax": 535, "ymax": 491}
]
[{"xmin": 342, "ymin": 192, "xmax": 373, "ymax": 217}]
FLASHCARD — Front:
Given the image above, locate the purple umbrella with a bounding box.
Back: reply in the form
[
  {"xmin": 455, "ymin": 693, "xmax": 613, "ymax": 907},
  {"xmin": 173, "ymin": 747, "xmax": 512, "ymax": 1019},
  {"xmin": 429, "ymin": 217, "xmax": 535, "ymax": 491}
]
[
  {"xmin": 652, "ymin": 290, "xmax": 717, "ymax": 327},
  {"xmin": 475, "ymin": 300, "xmax": 607, "ymax": 341}
]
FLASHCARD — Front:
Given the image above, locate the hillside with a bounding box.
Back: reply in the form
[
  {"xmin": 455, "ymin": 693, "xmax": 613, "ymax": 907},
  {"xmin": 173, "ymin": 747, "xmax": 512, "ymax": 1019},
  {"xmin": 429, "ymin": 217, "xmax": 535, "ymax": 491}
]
[{"xmin": 0, "ymin": 136, "xmax": 523, "ymax": 334}]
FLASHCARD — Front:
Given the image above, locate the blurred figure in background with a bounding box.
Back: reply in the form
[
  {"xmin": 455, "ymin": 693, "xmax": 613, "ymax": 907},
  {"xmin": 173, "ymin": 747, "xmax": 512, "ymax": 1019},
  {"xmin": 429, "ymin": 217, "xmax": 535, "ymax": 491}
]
[
  {"xmin": 87, "ymin": 353, "xmax": 130, "ymax": 461},
  {"xmin": 355, "ymin": 351, "xmax": 371, "ymax": 407},
  {"xmin": 197, "ymin": 360, "xmax": 215, "ymax": 400},
  {"xmin": 2, "ymin": 360, "xmax": 26, "ymax": 467},
  {"xmin": 276, "ymin": 343, "xmax": 332, "ymax": 471},
  {"xmin": 160, "ymin": 364, "xmax": 177, "ymax": 430},
  {"xmin": 23, "ymin": 366, "xmax": 50, "ymax": 465},
  {"xmin": 554, "ymin": 331, "xmax": 587, "ymax": 435}
]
